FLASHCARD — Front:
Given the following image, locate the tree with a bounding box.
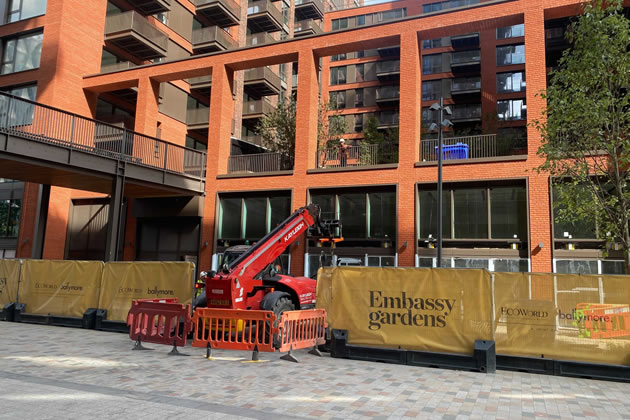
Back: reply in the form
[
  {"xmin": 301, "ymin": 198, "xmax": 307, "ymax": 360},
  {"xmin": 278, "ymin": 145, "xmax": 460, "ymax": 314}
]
[{"xmin": 533, "ymin": 0, "xmax": 630, "ymax": 273}]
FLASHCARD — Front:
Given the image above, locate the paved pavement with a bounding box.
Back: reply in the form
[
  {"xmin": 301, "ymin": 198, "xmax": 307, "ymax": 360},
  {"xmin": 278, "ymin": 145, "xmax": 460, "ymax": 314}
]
[{"xmin": 0, "ymin": 322, "xmax": 629, "ymax": 419}]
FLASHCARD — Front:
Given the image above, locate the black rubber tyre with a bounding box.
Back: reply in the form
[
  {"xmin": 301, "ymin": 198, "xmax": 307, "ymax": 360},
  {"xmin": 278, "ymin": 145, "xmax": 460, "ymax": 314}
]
[
  {"xmin": 259, "ymin": 292, "xmax": 295, "ymax": 347},
  {"xmin": 270, "ymin": 296, "xmax": 295, "ymax": 317}
]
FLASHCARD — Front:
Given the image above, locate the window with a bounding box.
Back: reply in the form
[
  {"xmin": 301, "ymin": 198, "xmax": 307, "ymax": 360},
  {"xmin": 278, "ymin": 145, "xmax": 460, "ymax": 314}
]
[
  {"xmin": 330, "ymin": 66, "xmax": 346, "ymax": 85},
  {"xmin": 331, "ymin": 18, "xmax": 348, "ymax": 30},
  {"xmin": 357, "ymin": 50, "xmax": 365, "ymax": 58},
  {"xmin": 498, "ymin": 99, "xmax": 526, "ymax": 121},
  {"xmin": 185, "ymin": 136, "xmax": 207, "ymax": 151},
  {"xmin": 1, "ymin": 31, "xmax": 43, "ymax": 74},
  {"xmin": 378, "ymin": 8, "xmax": 406, "ymax": 21},
  {"xmin": 356, "ymin": 15, "xmax": 365, "ymax": 25},
  {"xmin": 422, "ymin": 0, "xmax": 480, "ymax": 13},
  {"xmin": 418, "ymin": 184, "xmax": 528, "ymax": 240},
  {"xmin": 355, "ymin": 64, "xmax": 364, "ymax": 82},
  {"xmin": 497, "ymin": 24, "xmax": 524, "ymax": 39},
  {"xmin": 355, "ymin": 88, "xmax": 363, "ymax": 107},
  {"xmin": 330, "ymin": 53, "xmax": 346, "ymax": 62},
  {"xmin": 310, "ymin": 190, "xmax": 396, "ymax": 239},
  {"xmin": 497, "ymin": 44, "xmax": 525, "ymax": 66},
  {"xmin": 552, "ymin": 184, "xmax": 597, "ymax": 239},
  {"xmin": 2, "ymin": 83, "xmax": 36, "ymax": 100},
  {"xmin": 497, "ymin": 72, "xmax": 525, "ymax": 93},
  {"xmin": 218, "ymin": 193, "xmax": 291, "ymax": 240},
  {"xmin": 5, "ymin": 0, "xmax": 47, "ymax": 23},
  {"xmin": 329, "ymin": 90, "xmax": 345, "ymax": 109},
  {"xmin": 422, "ymin": 80, "xmax": 441, "ymax": 101},
  {"xmin": 422, "ymin": 54, "xmax": 442, "ymax": 74},
  {"xmin": 154, "ymin": 11, "xmax": 168, "ymax": 24},
  {"xmin": 354, "ymin": 114, "xmax": 363, "ymax": 132},
  {"xmin": 422, "ymin": 38, "xmax": 442, "ymax": 49},
  {"xmin": 0, "ymin": 199, "xmax": 21, "ymax": 238}
]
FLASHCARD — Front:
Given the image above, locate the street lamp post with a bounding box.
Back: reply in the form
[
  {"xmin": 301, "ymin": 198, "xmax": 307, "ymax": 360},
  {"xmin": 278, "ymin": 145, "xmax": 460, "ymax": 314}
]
[{"xmin": 429, "ymin": 98, "xmax": 453, "ymax": 268}]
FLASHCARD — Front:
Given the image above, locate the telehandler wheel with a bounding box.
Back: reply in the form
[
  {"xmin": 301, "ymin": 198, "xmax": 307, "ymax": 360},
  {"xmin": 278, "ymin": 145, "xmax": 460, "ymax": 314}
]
[{"xmin": 259, "ymin": 292, "xmax": 295, "ymax": 347}]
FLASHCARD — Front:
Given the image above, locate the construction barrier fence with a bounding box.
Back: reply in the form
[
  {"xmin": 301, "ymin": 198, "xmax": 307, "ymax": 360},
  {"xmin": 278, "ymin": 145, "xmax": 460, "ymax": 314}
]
[
  {"xmin": 0, "ymin": 259, "xmax": 194, "ymax": 324},
  {"xmin": 317, "ymin": 267, "xmax": 630, "ymax": 367},
  {"xmin": 127, "ymin": 299, "xmax": 192, "ymax": 348}
]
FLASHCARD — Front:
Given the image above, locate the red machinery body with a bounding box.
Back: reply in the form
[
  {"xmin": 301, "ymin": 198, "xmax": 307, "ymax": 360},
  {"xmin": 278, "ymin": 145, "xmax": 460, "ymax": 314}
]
[{"xmin": 204, "ymin": 204, "xmax": 338, "ymax": 311}]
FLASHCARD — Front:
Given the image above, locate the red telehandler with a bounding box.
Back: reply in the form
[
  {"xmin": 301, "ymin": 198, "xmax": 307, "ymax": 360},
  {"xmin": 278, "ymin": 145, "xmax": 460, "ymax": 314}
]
[{"xmin": 195, "ymin": 203, "xmax": 341, "ymax": 317}]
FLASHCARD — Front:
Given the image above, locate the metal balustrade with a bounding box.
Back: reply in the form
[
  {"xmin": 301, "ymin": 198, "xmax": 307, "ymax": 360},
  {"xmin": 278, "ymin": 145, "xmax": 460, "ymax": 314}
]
[
  {"xmin": 420, "ymin": 134, "xmax": 527, "ymax": 162},
  {"xmin": 0, "ymin": 93, "xmax": 206, "ymax": 180},
  {"xmin": 227, "ymin": 152, "xmax": 293, "ymax": 173},
  {"xmin": 318, "ymin": 143, "xmax": 398, "ymax": 168}
]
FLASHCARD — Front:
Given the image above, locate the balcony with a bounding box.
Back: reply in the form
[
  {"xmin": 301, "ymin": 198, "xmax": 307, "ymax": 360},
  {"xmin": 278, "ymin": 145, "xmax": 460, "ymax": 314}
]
[
  {"xmin": 244, "ymin": 67, "xmax": 281, "ymax": 98},
  {"xmin": 450, "ymin": 50, "xmax": 481, "ymax": 74},
  {"xmin": 246, "ymin": 32, "xmax": 276, "ymax": 46},
  {"xmin": 451, "ymin": 77, "xmax": 481, "ymax": 97},
  {"xmin": 228, "ymin": 152, "xmax": 293, "ymax": 173},
  {"xmin": 242, "ymin": 135, "xmax": 264, "ymax": 146},
  {"xmin": 419, "ymin": 134, "xmax": 528, "ymax": 162},
  {"xmin": 375, "ymin": 85, "xmax": 400, "ymax": 107},
  {"xmin": 105, "ymin": 11, "xmax": 168, "ymax": 60},
  {"xmin": 376, "ymin": 59, "xmax": 400, "ymax": 81},
  {"xmin": 293, "ymin": 19, "xmax": 323, "ymax": 37},
  {"xmin": 192, "ymin": 26, "xmax": 237, "ymax": 54},
  {"xmin": 127, "ymin": 0, "xmax": 171, "ymax": 14},
  {"xmin": 194, "ymin": 0, "xmax": 240, "ymax": 28},
  {"xmin": 451, "ymin": 104, "xmax": 482, "ymax": 123},
  {"xmin": 242, "ymin": 100, "xmax": 275, "ymax": 128},
  {"xmin": 318, "ymin": 143, "xmax": 398, "ymax": 168},
  {"xmin": 186, "ymin": 107, "xmax": 210, "ymax": 130},
  {"xmin": 378, "ymin": 111, "xmax": 399, "ymax": 129},
  {"xmin": 188, "ymin": 75, "xmax": 212, "ymax": 97},
  {"xmin": 294, "ymin": 0, "xmax": 323, "ymax": 20},
  {"xmin": 100, "ymin": 61, "xmax": 137, "ymax": 74},
  {"xmin": 377, "ymin": 45, "xmax": 400, "ymax": 57},
  {"xmin": 450, "ymin": 33, "xmax": 479, "ymax": 49},
  {"xmin": 247, "ymin": 0, "xmax": 283, "ymax": 33}
]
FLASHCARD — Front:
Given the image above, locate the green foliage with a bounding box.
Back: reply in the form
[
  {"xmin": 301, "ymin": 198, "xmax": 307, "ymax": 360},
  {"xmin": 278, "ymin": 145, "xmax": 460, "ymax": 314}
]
[
  {"xmin": 534, "ymin": 0, "xmax": 630, "ymax": 273},
  {"xmin": 254, "ymin": 99, "xmax": 296, "ymax": 157}
]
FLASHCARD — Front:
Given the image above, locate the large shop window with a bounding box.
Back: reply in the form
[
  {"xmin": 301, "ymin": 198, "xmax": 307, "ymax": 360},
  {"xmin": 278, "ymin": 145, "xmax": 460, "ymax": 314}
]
[
  {"xmin": 218, "ymin": 193, "xmax": 291, "ymax": 241},
  {"xmin": 4, "ymin": 0, "xmax": 47, "ymax": 24},
  {"xmin": 310, "ymin": 189, "xmax": 396, "ymax": 240},
  {"xmin": 418, "ymin": 183, "xmax": 527, "ymax": 240},
  {"xmin": 1, "ymin": 31, "xmax": 43, "ymax": 74}
]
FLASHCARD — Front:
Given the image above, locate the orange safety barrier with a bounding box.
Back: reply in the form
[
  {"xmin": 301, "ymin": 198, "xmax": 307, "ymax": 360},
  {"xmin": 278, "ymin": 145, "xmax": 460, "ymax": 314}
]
[
  {"xmin": 127, "ymin": 299, "xmax": 193, "ymax": 352},
  {"xmin": 576, "ymin": 303, "xmax": 630, "ymax": 339},
  {"xmin": 276, "ymin": 309, "xmax": 327, "ymax": 353},
  {"xmin": 191, "ymin": 308, "xmax": 277, "ymax": 353}
]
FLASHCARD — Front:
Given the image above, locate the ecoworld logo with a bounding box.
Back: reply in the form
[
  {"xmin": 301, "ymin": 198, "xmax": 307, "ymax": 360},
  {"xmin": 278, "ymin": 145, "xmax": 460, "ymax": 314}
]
[
  {"xmin": 500, "ymin": 307, "xmax": 549, "ymax": 318},
  {"xmin": 283, "ymin": 222, "xmax": 305, "ymax": 243},
  {"xmin": 147, "ymin": 286, "xmax": 174, "ymax": 296},
  {"xmin": 368, "ymin": 291, "xmax": 456, "ymax": 331}
]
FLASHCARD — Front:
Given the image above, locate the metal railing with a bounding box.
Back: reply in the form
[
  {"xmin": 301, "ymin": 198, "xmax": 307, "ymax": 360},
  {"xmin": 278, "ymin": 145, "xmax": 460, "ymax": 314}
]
[
  {"xmin": 451, "ymin": 77, "xmax": 481, "ymax": 92},
  {"xmin": 0, "ymin": 93, "xmax": 206, "ymax": 180},
  {"xmin": 194, "ymin": 0, "xmax": 241, "ymax": 21},
  {"xmin": 247, "ymin": 0, "xmax": 283, "ymax": 24},
  {"xmin": 318, "ymin": 143, "xmax": 398, "ymax": 168},
  {"xmin": 376, "ymin": 85, "xmax": 400, "ymax": 101},
  {"xmin": 378, "ymin": 111, "xmax": 399, "ymax": 127},
  {"xmin": 294, "ymin": 19, "xmax": 323, "ymax": 35},
  {"xmin": 419, "ymin": 134, "xmax": 527, "ymax": 162},
  {"xmin": 100, "ymin": 61, "xmax": 137, "ymax": 74},
  {"xmin": 187, "ymin": 107, "xmax": 210, "ymax": 126},
  {"xmin": 246, "ymin": 32, "xmax": 276, "ymax": 46},
  {"xmin": 228, "ymin": 152, "xmax": 293, "ymax": 173},
  {"xmin": 376, "ymin": 59, "xmax": 400, "ymax": 75},
  {"xmin": 452, "ymin": 104, "xmax": 481, "ymax": 120},
  {"xmin": 451, "ymin": 49, "xmax": 481, "ymax": 65},
  {"xmin": 192, "ymin": 26, "xmax": 237, "ymax": 50},
  {"xmin": 105, "ymin": 10, "xmax": 168, "ymax": 52}
]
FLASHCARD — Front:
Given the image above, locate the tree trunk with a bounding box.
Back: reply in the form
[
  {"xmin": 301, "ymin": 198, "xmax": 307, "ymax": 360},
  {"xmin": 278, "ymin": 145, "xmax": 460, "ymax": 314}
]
[{"xmin": 625, "ymin": 247, "xmax": 630, "ymax": 275}]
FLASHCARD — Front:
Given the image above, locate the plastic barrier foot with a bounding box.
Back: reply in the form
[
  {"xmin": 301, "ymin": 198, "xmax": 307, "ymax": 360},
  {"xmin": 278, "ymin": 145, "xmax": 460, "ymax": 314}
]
[
  {"xmin": 252, "ymin": 345, "xmax": 260, "ymax": 361},
  {"xmin": 205, "ymin": 343, "xmax": 214, "ymax": 360},
  {"xmin": 168, "ymin": 340, "xmax": 189, "ymax": 357},
  {"xmin": 280, "ymin": 346, "xmax": 299, "ymax": 363},
  {"xmin": 308, "ymin": 346, "xmax": 323, "ymax": 357},
  {"xmin": 132, "ymin": 338, "xmax": 152, "ymax": 351}
]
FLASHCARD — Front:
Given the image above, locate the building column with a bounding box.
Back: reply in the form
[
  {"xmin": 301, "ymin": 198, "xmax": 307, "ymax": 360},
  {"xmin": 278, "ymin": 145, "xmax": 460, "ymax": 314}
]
[
  {"xmin": 134, "ymin": 77, "xmax": 160, "ymax": 136},
  {"xmin": 31, "ymin": 184, "xmax": 51, "ymax": 259},
  {"xmin": 199, "ymin": 64, "xmax": 234, "ymax": 271},
  {"xmin": 397, "ymin": 31, "xmax": 422, "ymax": 267},
  {"xmin": 293, "ymin": 48, "xmax": 320, "ymax": 174},
  {"xmin": 104, "ymin": 169, "xmax": 125, "ymax": 262},
  {"xmin": 524, "ymin": 6, "xmax": 552, "ymax": 273}
]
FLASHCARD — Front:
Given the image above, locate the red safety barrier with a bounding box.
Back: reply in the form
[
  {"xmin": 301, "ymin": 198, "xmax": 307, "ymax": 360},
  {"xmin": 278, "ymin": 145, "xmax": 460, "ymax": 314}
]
[
  {"xmin": 127, "ymin": 299, "xmax": 193, "ymax": 350},
  {"xmin": 191, "ymin": 308, "xmax": 277, "ymax": 353},
  {"xmin": 276, "ymin": 309, "xmax": 327, "ymax": 353},
  {"xmin": 576, "ymin": 303, "xmax": 630, "ymax": 339}
]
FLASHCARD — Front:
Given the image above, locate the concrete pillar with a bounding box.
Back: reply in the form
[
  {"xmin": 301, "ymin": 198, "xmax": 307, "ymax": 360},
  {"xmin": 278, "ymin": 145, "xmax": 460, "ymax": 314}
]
[
  {"xmin": 105, "ymin": 170, "xmax": 125, "ymax": 262},
  {"xmin": 31, "ymin": 184, "xmax": 51, "ymax": 259},
  {"xmin": 134, "ymin": 77, "xmax": 161, "ymax": 137},
  {"xmin": 524, "ymin": 5, "xmax": 552, "ymax": 273},
  {"xmin": 397, "ymin": 31, "xmax": 422, "ymax": 267},
  {"xmin": 293, "ymin": 48, "xmax": 320, "ymax": 174}
]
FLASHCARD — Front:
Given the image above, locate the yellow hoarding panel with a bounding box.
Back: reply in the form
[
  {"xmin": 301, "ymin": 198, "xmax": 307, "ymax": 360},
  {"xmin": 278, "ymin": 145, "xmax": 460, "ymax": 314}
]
[
  {"xmin": 315, "ymin": 267, "xmax": 334, "ymax": 324},
  {"xmin": 494, "ymin": 272, "xmax": 630, "ymax": 366},
  {"xmin": 18, "ymin": 260, "xmax": 103, "ymax": 317},
  {"xmin": 0, "ymin": 259, "xmax": 21, "ymax": 306},
  {"xmin": 98, "ymin": 262, "xmax": 194, "ymax": 322},
  {"xmin": 330, "ymin": 267, "xmax": 493, "ymax": 354}
]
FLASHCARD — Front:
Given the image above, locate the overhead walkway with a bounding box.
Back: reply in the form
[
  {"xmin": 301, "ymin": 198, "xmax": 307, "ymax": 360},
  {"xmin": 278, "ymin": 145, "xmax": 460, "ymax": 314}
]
[{"xmin": 0, "ymin": 92, "xmax": 207, "ymax": 260}]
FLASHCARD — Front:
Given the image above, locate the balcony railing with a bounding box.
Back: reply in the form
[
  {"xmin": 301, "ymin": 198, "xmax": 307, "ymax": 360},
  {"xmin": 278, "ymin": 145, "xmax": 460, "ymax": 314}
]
[
  {"xmin": 293, "ymin": 19, "xmax": 323, "ymax": 36},
  {"xmin": 318, "ymin": 143, "xmax": 398, "ymax": 168},
  {"xmin": 294, "ymin": 0, "xmax": 324, "ymax": 20},
  {"xmin": 0, "ymin": 92, "xmax": 206, "ymax": 179},
  {"xmin": 451, "ymin": 49, "xmax": 481, "ymax": 68},
  {"xmin": 246, "ymin": 32, "xmax": 276, "ymax": 46},
  {"xmin": 242, "ymin": 100, "xmax": 275, "ymax": 117},
  {"xmin": 100, "ymin": 61, "xmax": 137, "ymax": 73},
  {"xmin": 105, "ymin": 10, "xmax": 168, "ymax": 60},
  {"xmin": 228, "ymin": 152, "xmax": 293, "ymax": 173},
  {"xmin": 378, "ymin": 111, "xmax": 399, "ymax": 127},
  {"xmin": 452, "ymin": 104, "xmax": 481, "ymax": 121},
  {"xmin": 375, "ymin": 85, "xmax": 400, "ymax": 102},
  {"xmin": 451, "ymin": 77, "xmax": 481, "ymax": 93},
  {"xmin": 192, "ymin": 26, "xmax": 237, "ymax": 52},
  {"xmin": 194, "ymin": 0, "xmax": 241, "ymax": 27},
  {"xmin": 419, "ymin": 134, "xmax": 527, "ymax": 162},
  {"xmin": 247, "ymin": 0, "xmax": 283, "ymax": 32},
  {"xmin": 241, "ymin": 135, "xmax": 263, "ymax": 146},
  {"xmin": 186, "ymin": 107, "xmax": 210, "ymax": 128},
  {"xmin": 243, "ymin": 67, "xmax": 281, "ymax": 97},
  {"xmin": 188, "ymin": 75, "xmax": 212, "ymax": 90},
  {"xmin": 376, "ymin": 59, "xmax": 400, "ymax": 76},
  {"xmin": 127, "ymin": 0, "xmax": 171, "ymax": 15}
]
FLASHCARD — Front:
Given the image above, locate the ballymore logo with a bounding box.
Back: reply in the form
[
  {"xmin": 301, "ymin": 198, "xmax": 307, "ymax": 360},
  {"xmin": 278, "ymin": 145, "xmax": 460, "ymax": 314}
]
[
  {"xmin": 283, "ymin": 222, "xmax": 305, "ymax": 243},
  {"xmin": 368, "ymin": 291, "xmax": 456, "ymax": 330},
  {"xmin": 34, "ymin": 282, "xmax": 83, "ymax": 293},
  {"xmin": 147, "ymin": 286, "xmax": 175, "ymax": 296}
]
